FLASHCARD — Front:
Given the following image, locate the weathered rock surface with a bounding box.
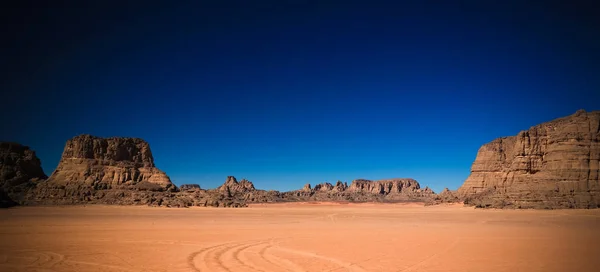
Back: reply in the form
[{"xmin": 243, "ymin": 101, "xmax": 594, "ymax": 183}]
[
  {"xmin": 20, "ymin": 135, "xmax": 243, "ymax": 208},
  {"xmin": 427, "ymin": 188, "xmax": 460, "ymax": 205},
  {"xmin": 46, "ymin": 134, "xmax": 174, "ymax": 190},
  {"xmin": 0, "ymin": 142, "xmax": 47, "ymax": 189},
  {"xmin": 458, "ymin": 110, "xmax": 600, "ymax": 209},
  {"xmin": 218, "ymin": 176, "xmax": 256, "ymax": 194},
  {"xmin": 0, "ymin": 142, "xmax": 47, "ymax": 206},
  {"xmin": 282, "ymin": 178, "xmax": 435, "ymax": 203},
  {"xmin": 1, "ymin": 136, "xmax": 442, "ymax": 208}
]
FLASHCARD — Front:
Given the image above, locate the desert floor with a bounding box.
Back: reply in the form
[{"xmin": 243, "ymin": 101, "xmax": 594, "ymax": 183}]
[{"xmin": 0, "ymin": 203, "xmax": 599, "ymax": 272}]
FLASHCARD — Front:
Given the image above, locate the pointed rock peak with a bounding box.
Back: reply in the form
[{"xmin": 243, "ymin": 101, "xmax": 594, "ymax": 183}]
[
  {"xmin": 302, "ymin": 183, "xmax": 312, "ymax": 191},
  {"xmin": 334, "ymin": 180, "xmax": 348, "ymax": 191},
  {"xmin": 239, "ymin": 178, "xmax": 256, "ymax": 190},
  {"xmin": 219, "ymin": 176, "xmax": 255, "ymax": 193},
  {"xmin": 225, "ymin": 176, "xmax": 238, "ymax": 184}
]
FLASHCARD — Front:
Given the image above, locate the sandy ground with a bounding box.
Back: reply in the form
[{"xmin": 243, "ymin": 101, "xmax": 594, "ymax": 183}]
[{"xmin": 0, "ymin": 203, "xmax": 599, "ymax": 272}]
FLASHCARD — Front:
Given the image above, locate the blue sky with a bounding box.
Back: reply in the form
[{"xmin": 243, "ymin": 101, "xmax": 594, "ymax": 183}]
[{"xmin": 2, "ymin": 1, "xmax": 599, "ymax": 193}]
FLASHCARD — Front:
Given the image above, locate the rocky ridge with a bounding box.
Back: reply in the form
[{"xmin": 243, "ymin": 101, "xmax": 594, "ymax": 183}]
[
  {"xmin": 0, "ymin": 134, "xmax": 450, "ymax": 208},
  {"xmin": 8, "ymin": 109, "xmax": 599, "ymax": 210},
  {"xmin": 458, "ymin": 110, "xmax": 600, "ymax": 209},
  {"xmin": 283, "ymin": 178, "xmax": 435, "ymax": 202}
]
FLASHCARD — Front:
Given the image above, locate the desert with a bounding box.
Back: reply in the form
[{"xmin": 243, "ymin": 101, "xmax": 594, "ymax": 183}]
[
  {"xmin": 1, "ymin": 110, "xmax": 600, "ymax": 271},
  {"xmin": 1, "ymin": 203, "xmax": 599, "ymax": 272},
  {"xmin": 3, "ymin": 2, "xmax": 600, "ymax": 272}
]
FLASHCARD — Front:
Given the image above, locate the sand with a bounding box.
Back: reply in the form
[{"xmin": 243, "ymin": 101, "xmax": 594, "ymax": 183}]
[{"xmin": 0, "ymin": 203, "xmax": 599, "ymax": 272}]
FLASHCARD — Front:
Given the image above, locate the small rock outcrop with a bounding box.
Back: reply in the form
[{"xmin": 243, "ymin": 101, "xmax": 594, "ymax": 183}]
[
  {"xmin": 218, "ymin": 176, "xmax": 256, "ymax": 194},
  {"xmin": 0, "ymin": 142, "xmax": 47, "ymax": 206},
  {"xmin": 458, "ymin": 110, "xmax": 600, "ymax": 209},
  {"xmin": 427, "ymin": 188, "xmax": 460, "ymax": 205},
  {"xmin": 0, "ymin": 142, "xmax": 47, "ymax": 188},
  {"xmin": 179, "ymin": 184, "xmax": 202, "ymax": 191}
]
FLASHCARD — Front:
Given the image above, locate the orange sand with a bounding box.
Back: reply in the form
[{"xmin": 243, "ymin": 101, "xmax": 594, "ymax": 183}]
[{"xmin": 1, "ymin": 203, "xmax": 599, "ymax": 272}]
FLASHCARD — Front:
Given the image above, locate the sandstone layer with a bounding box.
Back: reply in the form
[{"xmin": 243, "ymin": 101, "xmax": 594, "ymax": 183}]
[{"xmin": 458, "ymin": 110, "xmax": 600, "ymax": 209}]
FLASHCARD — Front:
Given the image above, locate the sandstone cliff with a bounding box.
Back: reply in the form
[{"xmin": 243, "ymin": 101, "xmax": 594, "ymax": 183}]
[
  {"xmin": 24, "ymin": 135, "xmax": 196, "ymax": 207},
  {"xmin": 46, "ymin": 134, "xmax": 173, "ymax": 190},
  {"xmin": 458, "ymin": 110, "xmax": 600, "ymax": 209}
]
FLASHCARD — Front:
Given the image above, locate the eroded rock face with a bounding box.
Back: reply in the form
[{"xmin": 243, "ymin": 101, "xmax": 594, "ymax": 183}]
[
  {"xmin": 0, "ymin": 142, "xmax": 47, "ymax": 206},
  {"xmin": 46, "ymin": 134, "xmax": 173, "ymax": 190},
  {"xmin": 281, "ymin": 178, "xmax": 435, "ymax": 202},
  {"xmin": 347, "ymin": 178, "xmax": 423, "ymax": 194},
  {"xmin": 0, "ymin": 142, "xmax": 47, "ymax": 189},
  {"xmin": 23, "ymin": 135, "xmax": 189, "ymax": 207},
  {"xmin": 218, "ymin": 176, "xmax": 256, "ymax": 194},
  {"xmin": 427, "ymin": 188, "xmax": 460, "ymax": 205},
  {"xmin": 458, "ymin": 110, "xmax": 600, "ymax": 209}
]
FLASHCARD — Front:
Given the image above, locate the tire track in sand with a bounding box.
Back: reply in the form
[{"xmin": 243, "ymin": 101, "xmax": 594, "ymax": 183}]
[
  {"xmin": 188, "ymin": 239, "xmax": 269, "ymax": 272},
  {"xmin": 189, "ymin": 239, "xmax": 305, "ymax": 272},
  {"xmin": 256, "ymin": 238, "xmax": 307, "ymax": 272},
  {"xmin": 268, "ymin": 245, "xmax": 368, "ymax": 272},
  {"xmin": 2, "ymin": 250, "xmax": 147, "ymax": 272},
  {"xmin": 189, "ymin": 238, "xmax": 368, "ymax": 272}
]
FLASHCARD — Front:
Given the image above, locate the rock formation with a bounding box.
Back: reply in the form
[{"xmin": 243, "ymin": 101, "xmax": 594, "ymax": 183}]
[
  {"xmin": 0, "ymin": 135, "xmax": 448, "ymax": 208},
  {"xmin": 17, "ymin": 135, "xmax": 235, "ymax": 207},
  {"xmin": 46, "ymin": 134, "xmax": 174, "ymax": 190},
  {"xmin": 427, "ymin": 188, "xmax": 460, "ymax": 205},
  {"xmin": 218, "ymin": 176, "xmax": 256, "ymax": 195},
  {"xmin": 282, "ymin": 178, "xmax": 435, "ymax": 202},
  {"xmin": 0, "ymin": 142, "xmax": 47, "ymax": 205},
  {"xmin": 179, "ymin": 184, "xmax": 202, "ymax": 191},
  {"xmin": 0, "ymin": 142, "xmax": 47, "ymax": 188},
  {"xmin": 458, "ymin": 109, "xmax": 600, "ymax": 209}
]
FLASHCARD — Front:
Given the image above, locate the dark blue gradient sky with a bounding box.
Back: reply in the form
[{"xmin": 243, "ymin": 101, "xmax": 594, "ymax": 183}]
[{"xmin": 2, "ymin": 1, "xmax": 599, "ymax": 192}]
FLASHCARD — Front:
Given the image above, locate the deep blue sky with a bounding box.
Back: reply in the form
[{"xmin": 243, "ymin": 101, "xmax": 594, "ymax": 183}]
[{"xmin": 2, "ymin": 1, "xmax": 599, "ymax": 192}]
